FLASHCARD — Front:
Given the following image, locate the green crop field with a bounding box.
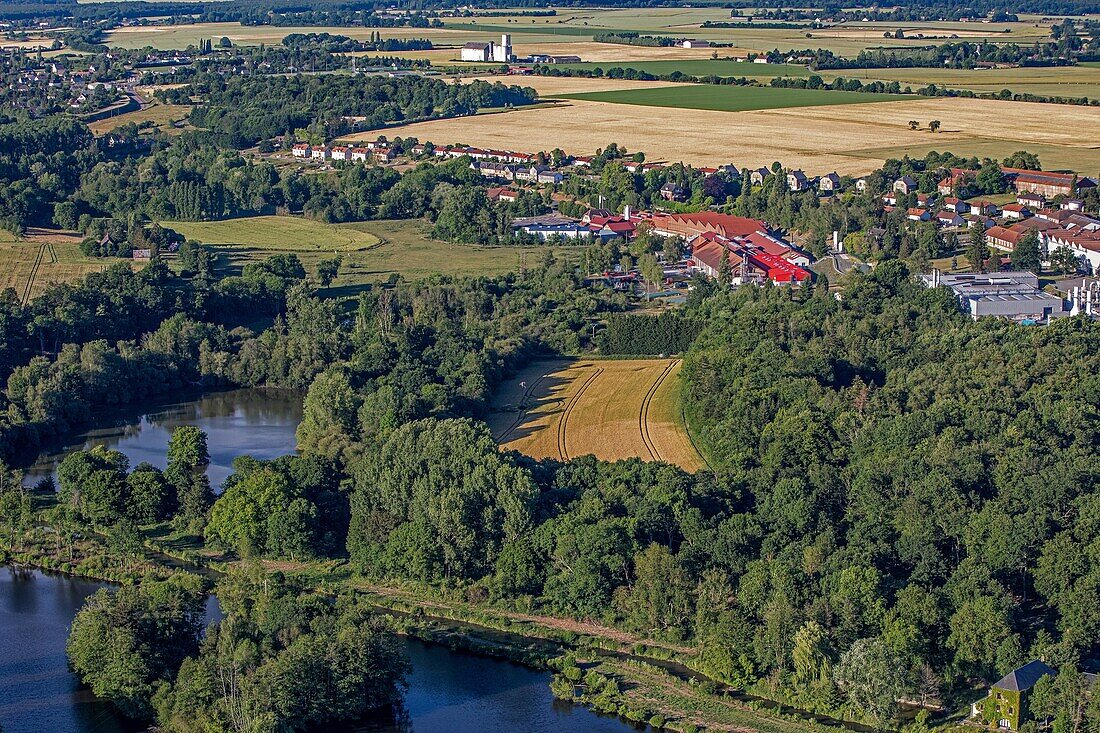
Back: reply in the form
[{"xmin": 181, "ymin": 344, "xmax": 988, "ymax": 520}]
[
  {"xmin": 164, "ymin": 216, "xmax": 571, "ymax": 294},
  {"xmin": 559, "ymin": 83, "xmax": 908, "ymax": 113},
  {"xmin": 556, "ymin": 59, "xmax": 811, "ymax": 78}
]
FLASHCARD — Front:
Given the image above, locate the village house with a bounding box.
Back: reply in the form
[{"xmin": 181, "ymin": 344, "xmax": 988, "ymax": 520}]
[
  {"xmin": 1016, "ymin": 191, "xmax": 1045, "ymax": 209},
  {"xmin": 572, "ymin": 155, "xmax": 594, "ymax": 167},
  {"xmin": 350, "ymin": 147, "xmax": 370, "ymax": 162},
  {"xmin": 660, "ymin": 182, "xmax": 686, "ymax": 201},
  {"xmin": 1062, "ymin": 198, "xmax": 1085, "ymax": 211},
  {"xmin": 787, "ymin": 169, "xmax": 810, "ymax": 191},
  {"xmin": 986, "ymin": 225, "xmax": 1025, "ymax": 251},
  {"xmin": 942, "ymin": 197, "xmax": 970, "ymax": 214},
  {"xmin": 882, "ymin": 193, "xmax": 899, "ymax": 206},
  {"xmin": 937, "ymin": 167, "xmax": 975, "ymax": 195},
  {"xmin": 750, "ymin": 167, "xmax": 771, "ymax": 185},
  {"xmin": 310, "ymin": 146, "xmax": 330, "ymax": 161},
  {"xmin": 1001, "ymin": 203, "xmax": 1030, "ymax": 221},
  {"xmin": 894, "ymin": 175, "xmax": 918, "ymax": 195},
  {"xmin": 291, "ymin": 143, "xmax": 311, "ymax": 158},
  {"xmin": 487, "ymin": 187, "xmax": 519, "ymax": 203},
  {"xmin": 855, "ymin": 177, "xmax": 868, "ymax": 192},
  {"xmin": 819, "ymin": 172, "xmax": 842, "ymax": 193},
  {"xmin": 330, "ymin": 146, "xmax": 350, "ymax": 162},
  {"xmin": 907, "ymin": 207, "xmax": 931, "ymax": 222},
  {"xmin": 537, "ymin": 169, "xmax": 564, "ymax": 185},
  {"xmin": 970, "ymin": 200, "xmax": 1000, "ymax": 217},
  {"xmin": 936, "ymin": 211, "xmax": 965, "ymax": 228},
  {"xmin": 476, "ymin": 161, "xmax": 516, "ymax": 181},
  {"xmin": 972, "ymin": 660, "xmax": 1055, "ymax": 731},
  {"xmin": 373, "ymin": 147, "xmax": 396, "ymax": 163},
  {"xmin": 915, "ymin": 193, "xmax": 933, "ymax": 208}
]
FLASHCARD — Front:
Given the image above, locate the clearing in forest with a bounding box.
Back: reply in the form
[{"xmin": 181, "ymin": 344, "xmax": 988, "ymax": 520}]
[{"xmin": 488, "ymin": 358, "xmax": 705, "ymax": 472}]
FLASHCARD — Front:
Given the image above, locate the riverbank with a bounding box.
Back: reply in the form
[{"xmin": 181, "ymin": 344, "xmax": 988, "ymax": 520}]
[{"xmin": 3, "ymin": 520, "xmax": 917, "ymax": 733}]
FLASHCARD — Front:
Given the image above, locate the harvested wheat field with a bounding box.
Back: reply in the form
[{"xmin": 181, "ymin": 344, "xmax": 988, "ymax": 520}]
[
  {"xmin": 488, "ymin": 358, "xmax": 705, "ymax": 472},
  {"xmin": 383, "ymin": 89, "xmax": 1100, "ymax": 174},
  {"xmin": 0, "ymin": 231, "xmax": 119, "ymax": 304}
]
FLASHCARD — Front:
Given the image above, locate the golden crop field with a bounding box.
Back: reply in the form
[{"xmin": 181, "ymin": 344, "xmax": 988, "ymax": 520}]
[
  {"xmin": 0, "ymin": 231, "xmax": 120, "ymax": 303},
  {"xmin": 382, "ymin": 78, "xmax": 1100, "ymax": 175},
  {"xmin": 488, "ymin": 358, "xmax": 705, "ymax": 471}
]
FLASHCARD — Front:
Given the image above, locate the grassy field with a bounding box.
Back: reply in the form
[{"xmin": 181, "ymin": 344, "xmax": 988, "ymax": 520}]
[
  {"xmin": 87, "ymin": 101, "xmax": 193, "ymax": 136},
  {"xmin": 165, "ymin": 216, "xmax": 568, "ymax": 290},
  {"xmin": 488, "ymin": 358, "xmax": 704, "ymax": 471},
  {"xmin": 0, "ymin": 230, "xmax": 121, "ymax": 303},
  {"xmin": 560, "ymin": 83, "xmax": 908, "ymax": 112}
]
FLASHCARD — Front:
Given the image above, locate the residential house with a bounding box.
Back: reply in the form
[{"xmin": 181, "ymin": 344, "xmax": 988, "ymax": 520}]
[
  {"xmin": 1043, "ymin": 228, "xmax": 1100, "ymax": 272},
  {"xmin": 1001, "ymin": 203, "xmax": 1030, "ymax": 221},
  {"xmin": 907, "ymin": 207, "xmax": 931, "ymax": 222},
  {"xmin": 936, "ymin": 211, "xmax": 965, "ymax": 228},
  {"xmin": 882, "ymin": 193, "xmax": 899, "ymax": 207},
  {"xmin": 942, "ymin": 197, "xmax": 970, "ymax": 214},
  {"xmin": 310, "ymin": 146, "xmax": 330, "ymax": 161},
  {"xmin": 750, "ymin": 167, "xmax": 771, "ymax": 185},
  {"xmin": 350, "ymin": 147, "xmax": 370, "ymax": 162},
  {"xmin": 330, "ymin": 146, "xmax": 350, "ymax": 162},
  {"xmin": 937, "ymin": 167, "xmax": 975, "ymax": 195},
  {"xmin": 855, "ymin": 177, "xmax": 868, "ymax": 192},
  {"xmin": 894, "ymin": 175, "xmax": 917, "ymax": 195},
  {"xmin": 787, "ymin": 169, "xmax": 810, "ymax": 191},
  {"xmin": 536, "ymin": 169, "xmax": 564, "ymax": 185},
  {"xmin": 487, "ymin": 187, "xmax": 519, "ymax": 202},
  {"xmin": 973, "ymin": 660, "xmax": 1056, "ymax": 731},
  {"xmin": 819, "ymin": 172, "xmax": 842, "ymax": 193},
  {"xmin": 477, "ymin": 161, "xmax": 516, "ymax": 181},
  {"xmin": 660, "ymin": 182, "xmax": 686, "ymax": 201},
  {"xmin": 291, "ymin": 143, "xmax": 311, "ymax": 158},
  {"xmin": 970, "ymin": 200, "xmax": 999, "ymax": 216},
  {"xmin": 1016, "ymin": 191, "xmax": 1045, "ymax": 209},
  {"xmin": 987, "ymin": 225, "xmax": 1025, "ymax": 251},
  {"xmin": 915, "ymin": 193, "xmax": 933, "ymax": 208},
  {"xmin": 1061, "ymin": 198, "xmax": 1085, "ymax": 211}
]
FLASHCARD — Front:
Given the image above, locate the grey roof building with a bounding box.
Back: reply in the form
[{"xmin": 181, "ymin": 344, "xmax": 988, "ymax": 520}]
[
  {"xmin": 921, "ymin": 270, "xmax": 1069, "ymax": 323},
  {"xmin": 993, "ymin": 660, "xmax": 1056, "ymax": 692}
]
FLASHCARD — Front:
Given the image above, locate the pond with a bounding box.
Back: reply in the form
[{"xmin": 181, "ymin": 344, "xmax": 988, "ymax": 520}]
[
  {"xmin": 22, "ymin": 388, "xmax": 304, "ymax": 491},
  {"xmin": 0, "ymin": 567, "xmax": 641, "ymax": 733}
]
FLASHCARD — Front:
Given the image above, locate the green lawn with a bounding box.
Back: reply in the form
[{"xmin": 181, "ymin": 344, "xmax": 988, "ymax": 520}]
[
  {"xmin": 559, "ymin": 83, "xmax": 908, "ymax": 112},
  {"xmin": 556, "ymin": 59, "xmax": 811, "ymax": 78},
  {"xmin": 165, "ymin": 216, "xmax": 575, "ymax": 295}
]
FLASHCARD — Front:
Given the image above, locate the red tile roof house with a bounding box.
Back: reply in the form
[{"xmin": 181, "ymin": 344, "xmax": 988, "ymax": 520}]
[
  {"xmin": 291, "ymin": 143, "xmax": 311, "ymax": 157},
  {"xmin": 987, "ymin": 225, "xmax": 1025, "ymax": 251},
  {"xmin": 907, "ymin": 207, "xmax": 931, "ymax": 222},
  {"xmin": 310, "ymin": 146, "xmax": 330, "ymax": 160},
  {"xmin": 969, "ymin": 200, "xmax": 1000, "ymax": 216},
  {"xmin": 937, "ymin": 168, "xmax": 975, "ymax": 195},
  {"xmin": 350, "ymin": 147, "xmax": 370, "ymax": 162},
  {"xmin": 487, "ymin": 187, "xmax": 519, "ymax": 202},
  {"xmin": 915, "ymin": 193, "xmax": 934, "ymax": 208},
  {"xmin": 942, "ymin": 197, "xmax": 970, "ymax": 213},
  {"xmin": 882, "ymin": 193, "xmax": 899, "ymax": 206},
  {"xmin": 1001, "ymin": 203, "xmax": 1030, "ymax": 221},
  {"xmin": 936, "ymin": 211, "xmax": 965, "ymax": 228},
  {"xmin": 330, "ymin": 145, "xmax": 350, "ymax": 162}
]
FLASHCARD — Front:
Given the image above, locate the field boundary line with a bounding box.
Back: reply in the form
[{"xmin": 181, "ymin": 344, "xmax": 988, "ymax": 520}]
[
  {"xmin": 639, "ymin": 359, "xmax": 677, "ymax": 462},
  {"xmin": 557, "ymin": 367, "xmax": 603, "ymax": 461}
]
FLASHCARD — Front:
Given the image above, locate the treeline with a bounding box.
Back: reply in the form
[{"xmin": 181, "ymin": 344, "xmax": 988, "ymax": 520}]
[
  {"xmin": 597, "ymin": 312, "xmax": 701, "ymax": 355},
  {"xmin": 163, "ymin": 74, "xmax": 537, "ymax": 148},
  {"xmin": 281, "ymin": 30, "xmax": 432, "ymax": 52},
  {"xmin": 68, "ymin": 568, "xmax": 409, "ymax": 731}
]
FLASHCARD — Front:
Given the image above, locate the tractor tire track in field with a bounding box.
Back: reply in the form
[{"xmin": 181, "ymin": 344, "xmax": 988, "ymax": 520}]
[
  {"xmin": 557, "ymin": 367, "xmax": 603, "ymax": 461},
  {"xmin": 639, "ymin": 359, "xmax": 678, "ymax": 462},
  {"xmin": 21, "ymin": 242, "xmax": 48, "ymax": 305},
  {"xmin": 495, "ymin": 373, "xmax": 548, "ymax": 443}
]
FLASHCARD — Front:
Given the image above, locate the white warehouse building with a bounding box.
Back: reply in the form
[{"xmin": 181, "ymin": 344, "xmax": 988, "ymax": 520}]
[{"xmin": 460, "ymin": 34, "xmax": 512, "ymax": 63}]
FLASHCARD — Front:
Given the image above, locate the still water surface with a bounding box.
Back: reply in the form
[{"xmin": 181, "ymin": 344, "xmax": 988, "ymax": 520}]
[
  {"xmin": 0, "ymin": 567, "xmax": 639, "ymax": 733},
  {"xmin": 3, "ymin": 390, "xmax": 640, "ymax": 733},
  {"xmin": 23, "ymin": 388, "xmax": 304, "ymax": 490}
]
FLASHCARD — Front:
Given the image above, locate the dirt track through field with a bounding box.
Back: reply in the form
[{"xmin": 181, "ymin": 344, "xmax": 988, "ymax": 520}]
[{"xmin": 488, "ymin": 358, "xmax": 704, "ymax": 471}]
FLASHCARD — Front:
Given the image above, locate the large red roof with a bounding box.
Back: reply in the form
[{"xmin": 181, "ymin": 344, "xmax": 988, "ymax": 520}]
[{"xmin": 654, "ymin": 211, "xmax": 763, "ymax": 238}]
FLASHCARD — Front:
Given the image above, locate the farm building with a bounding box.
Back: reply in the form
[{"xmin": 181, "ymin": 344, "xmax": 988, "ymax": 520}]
[
  {"xmin": 461, "ymin": 36, "xmax": 512, "ymax": 63},
  {"xmin": 681, "ymin": 39, "xmax": 711, "ymax": 48},
  {"xmin": 1003, "ymin": 167, "xmax": 1096, "ymax": 198},
  {"xmin": 922, "ymin": 271, "xmax": 1068, "ymax": 323}
]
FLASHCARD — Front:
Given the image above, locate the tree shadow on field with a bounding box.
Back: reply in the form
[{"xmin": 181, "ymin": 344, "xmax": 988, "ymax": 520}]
[{"xmin": 489, "ymin": 371, "xmax": 577, "ymax": 445}]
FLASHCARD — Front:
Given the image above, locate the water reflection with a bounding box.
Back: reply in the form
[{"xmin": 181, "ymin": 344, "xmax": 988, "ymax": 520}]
[{"xmin": 24, "ymin": 388, "xmax": 303, "ymax": 491}]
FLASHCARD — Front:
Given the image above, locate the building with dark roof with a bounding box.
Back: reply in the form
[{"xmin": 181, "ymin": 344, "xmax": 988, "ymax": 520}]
[{"xmin": 973, "ymin": 660, "xmax": 1056, "ymax": 730}]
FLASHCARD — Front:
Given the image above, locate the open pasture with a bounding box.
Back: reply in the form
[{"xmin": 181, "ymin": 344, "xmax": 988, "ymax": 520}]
[
  {"xmin": 488, "ymin": 358, "xmax": 704, "ymax": 471},
  {"xmin": 164, "ymin": 216, "xmax": 569, "ymax": 290},
  {"xmin": 559, "ymin": 83, "xmax": 908, "ymax": 112},
  {"xmin": 381, "ymin": 88, "xmax": 1100, "ymax": 175}
]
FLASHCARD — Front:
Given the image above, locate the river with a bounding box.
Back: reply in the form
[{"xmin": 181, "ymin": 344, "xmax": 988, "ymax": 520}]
[
  {"xmin": 0, "ymin": 566, "xmax": 640, "ymax": 733},
  {"xmin": 3, "ymin": 389, "xmax": 642, "ymax": 733}
]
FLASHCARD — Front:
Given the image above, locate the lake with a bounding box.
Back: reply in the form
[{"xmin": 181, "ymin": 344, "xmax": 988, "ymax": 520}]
[
  {"xmin": 0, "ymin": 567, "xmax": 641, "ymax": 733},
  {"xmin": 3, "ymin": 389, "xmax": 642, "ymax": 733},
  {"xmin": 23, "ymin": 388, "xmax": 304, "ymax": 491}
]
